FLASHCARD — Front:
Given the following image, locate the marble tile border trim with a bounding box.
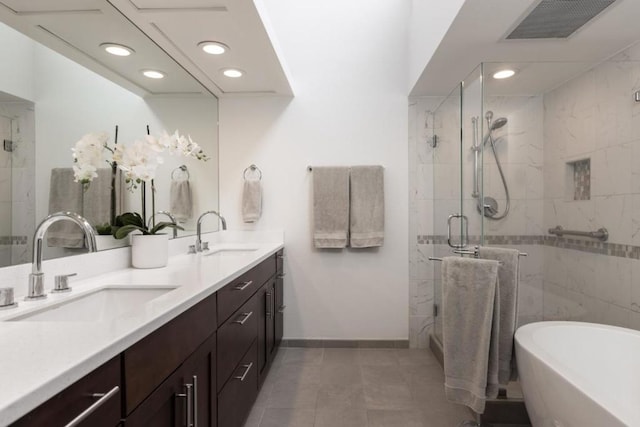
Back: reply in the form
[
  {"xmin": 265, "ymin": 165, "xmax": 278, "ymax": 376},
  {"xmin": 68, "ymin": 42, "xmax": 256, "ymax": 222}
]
[
  {"xmin": 0, "ymin": 236, "xmax": 27, "ymax": 246},
  {"xmin": 417, "ymin": 235, "xmax": 640, "ymax": 260},
  {"xmin": 281, "ymin": 339, "xmax": 410, "ymax": 348}
]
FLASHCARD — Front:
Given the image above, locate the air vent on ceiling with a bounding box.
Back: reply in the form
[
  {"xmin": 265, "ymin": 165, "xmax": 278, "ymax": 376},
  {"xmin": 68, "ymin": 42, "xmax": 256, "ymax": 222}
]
[{"xmin": 507, "ymin": 0, "xmax": 617, "ymax": 40}]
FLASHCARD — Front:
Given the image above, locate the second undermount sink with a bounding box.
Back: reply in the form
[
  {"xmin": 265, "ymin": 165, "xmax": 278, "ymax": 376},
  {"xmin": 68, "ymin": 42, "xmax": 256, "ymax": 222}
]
[
  {"xmin": 8, "ymin": 285, "xmax": 176, "ymax": 322},
  {"xmin": 204, "ymin": 246, "xmax": 259, "ymax": 257}
]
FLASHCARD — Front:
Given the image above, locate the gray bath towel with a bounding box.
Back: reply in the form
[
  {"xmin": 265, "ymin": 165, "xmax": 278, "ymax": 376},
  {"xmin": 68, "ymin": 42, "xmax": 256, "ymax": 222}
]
[
  {"xmin": 312, "ymin": 167, "xmax": 350, "ymax": 248},
  {"xmin": 349, "ymin": 165, "xmax": 384, "ymax": 248},
  {"xmin": 442, "ymin": 256, "xmax": 500, "ymax": 414},
  {"xmin": 82, "ymin": 168, "xmax": 111, "ymax": 228},
  {"xmin": 170, "ymin": 179, "xmax": 193, "ymax": 222},
  {"xmin": 48, "ymin": 168, "xmax": 114, "ymax": 248},
  {"xmin": 242, "ymin": 179, "xmax": 262, "ymax": 223},
  {"xmin": 47, "ymin": 168, "xmax": 84, "ymax": 248},
  {"xmin": 478, "ymin": 246, "xmax": 520, "ymax": 384}
]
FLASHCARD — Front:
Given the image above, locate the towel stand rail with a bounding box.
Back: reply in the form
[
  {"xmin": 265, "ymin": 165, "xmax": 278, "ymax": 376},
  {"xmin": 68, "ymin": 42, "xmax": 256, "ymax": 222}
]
[
  {"xmin": 429, "ymin": 246, "xmax": 527, "ymax": 262},
  {"xmin": 548, "ymin": 225, "xmax": 608, "ymax": 241}
]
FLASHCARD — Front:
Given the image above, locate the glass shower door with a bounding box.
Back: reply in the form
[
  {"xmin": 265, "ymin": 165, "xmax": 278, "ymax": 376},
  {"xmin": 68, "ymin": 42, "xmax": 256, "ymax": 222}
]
[
  {"xmin": 431, "ymin": 83, "xmax": 463, "ymax": 343},
  {"xmin": 0, "ymin": 115, "xmax": 12, "ymax": 267},
  {"xmin": 431, "ymin": 65, "xmax": 484, "ymax": 345}
]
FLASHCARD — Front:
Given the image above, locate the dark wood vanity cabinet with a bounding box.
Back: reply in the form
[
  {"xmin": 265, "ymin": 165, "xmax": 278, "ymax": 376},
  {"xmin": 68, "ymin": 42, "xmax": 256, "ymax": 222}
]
[
  {"xmin": 11, "ymin": 356, "xmax": 122, "ymax": 427},
  {"xmin": 10, "ymin": 249, "xmax": 285, "ymax": 427}
]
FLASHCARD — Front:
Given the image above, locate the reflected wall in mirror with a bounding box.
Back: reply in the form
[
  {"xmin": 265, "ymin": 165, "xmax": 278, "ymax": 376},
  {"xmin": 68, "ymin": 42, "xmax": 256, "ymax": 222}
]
[{"xmin": 0, "ymin": 14, "xmax": 219, "ymax": 267}]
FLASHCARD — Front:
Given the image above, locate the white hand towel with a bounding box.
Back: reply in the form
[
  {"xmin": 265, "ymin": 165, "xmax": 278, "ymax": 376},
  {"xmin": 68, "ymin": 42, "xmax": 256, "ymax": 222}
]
[
  {"xmin": 242, "ymin": 179, "xmax": 262, "ymax": 223},
  {"xmin": 349, "ymin": 165, "xmax": 384, "ymax": 248},
  {"xmin": 478, "ymin": 246, "xmax": 520, "ymax": 384},
  {"xmin": 312, "ymin": 167, "xmax": 350, "ymax": 248},
  {"xmin": 442, "ymin": 256, "xmax": 500, "ymax": 414},
  {"xmin": 47, "ymin": 168, "xmax": 84, "ymax": 248},
  {"xmin": 170, "ymin": 180, "xmax": 193, "ymax": 223}
]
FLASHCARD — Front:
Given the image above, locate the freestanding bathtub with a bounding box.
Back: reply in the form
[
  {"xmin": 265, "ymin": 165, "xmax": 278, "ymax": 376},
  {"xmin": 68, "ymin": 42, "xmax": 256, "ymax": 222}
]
[{"xmin": 515, "ymin": 321, "xmax": 640, "ymax": 427}]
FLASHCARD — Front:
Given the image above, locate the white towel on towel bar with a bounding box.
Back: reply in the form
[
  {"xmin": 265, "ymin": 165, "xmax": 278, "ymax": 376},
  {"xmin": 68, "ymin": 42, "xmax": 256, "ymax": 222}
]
[
  {"xmin": 442, "ymin": 256, "xmax": 500, "ymax": 414},
  {"xmin": 349, "ymin": 165, "xmax": 384, "ymax": 248},
  {"xmin": 312, "ymin": 166, "xmax": 350, "ymax": 248}
]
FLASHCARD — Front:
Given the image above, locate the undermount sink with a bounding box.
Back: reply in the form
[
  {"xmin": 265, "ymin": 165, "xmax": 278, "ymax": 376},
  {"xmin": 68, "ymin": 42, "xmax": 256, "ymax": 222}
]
[
  {"xmin": 8, "ymin": 285, "xmax": 176, "ymax": 322},
  {"xmin": 204, "ymin": 247, "xmax": 259, "ymax": 257}
]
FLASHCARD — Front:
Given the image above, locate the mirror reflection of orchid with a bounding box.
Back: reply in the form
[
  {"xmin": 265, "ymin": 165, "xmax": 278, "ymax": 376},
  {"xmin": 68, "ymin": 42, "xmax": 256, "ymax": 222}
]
[{"xmin": 72, "ymin": 128, "xmax": 209, "ymax": 238}]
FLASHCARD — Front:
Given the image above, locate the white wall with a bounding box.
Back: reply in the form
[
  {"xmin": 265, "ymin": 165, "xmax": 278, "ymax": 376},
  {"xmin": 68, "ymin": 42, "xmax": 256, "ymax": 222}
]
[
  {"xmin": 0, "ymin": 24, "xmax": 35, "ymax": 102},
  {"xmin": 408, "ymin": 0, "xmax": 465, "ymax": 93},
  {"xmin": 219, "ymin": 0, "xmax": 410, "ymax": 340}
]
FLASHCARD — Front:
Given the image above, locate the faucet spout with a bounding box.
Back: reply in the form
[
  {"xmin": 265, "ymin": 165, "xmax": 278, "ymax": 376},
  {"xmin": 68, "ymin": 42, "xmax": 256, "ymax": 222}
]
[
  {"xmin": 195, "ymin": 210, "xmax": 226, "ymax": 252},
  {"xmin": 149, "ymin": 211, "xmax": 178, "ymax": 238},
  {"xmin": 27, "ymin": 212, "xmax": 97, "ymax": 300}
]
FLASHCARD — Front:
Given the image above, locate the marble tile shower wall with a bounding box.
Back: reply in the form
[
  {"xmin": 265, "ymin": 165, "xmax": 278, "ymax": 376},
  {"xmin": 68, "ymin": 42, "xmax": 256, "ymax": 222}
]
[
  {"xmin": 0, "ymin": 103, "xmax": 35, "ymax": 266},
  {"xmin": 542, "ymin": 43, "xmax": 640, "ymax": 329}
]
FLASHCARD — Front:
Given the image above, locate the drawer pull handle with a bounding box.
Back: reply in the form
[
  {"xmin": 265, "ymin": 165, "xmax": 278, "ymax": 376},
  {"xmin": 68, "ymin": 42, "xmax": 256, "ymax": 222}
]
[
  {"xmin": 192, "ymin": 375, "xmax": 198, "ymax": 427},
  {"xmin": 234, "ymin": 362, "xmax": 253, "ymax": 382},
  {"xmin": 234, "ymin": 280, "xmax": 253, "ymax": 291},
  {"xmin": 277, "ymin": 254, "xmax": 284, "ymax": 259},
  {"xmin": 233, "ymin": 311, "xmax": 253, "ymax": 325},
  {"xmin": 276, "ymin": 273, "xmax": 286, "ymax": 279},
  {"xmin": 185, "ymin": 383, "xmax": 193, "ymax": 427},
  {"xmin": 266, "ymin": 291, "xmax": 272, "ymax": 318},
  {"xmin": 64, "ymin": 386, "xmax": 119, "ymax": 427},
  {"xmin": 278, "ymin": 305, "xmax": 286, "ymax": 313}
]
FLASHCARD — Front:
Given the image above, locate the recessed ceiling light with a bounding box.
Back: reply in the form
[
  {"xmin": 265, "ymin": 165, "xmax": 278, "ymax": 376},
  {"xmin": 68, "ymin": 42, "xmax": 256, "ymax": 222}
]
[
  {"xmin": 493, "ymin": 69, "xmax": 516, "ymax": 80},
  {"xmin": 142, "ymin": 70, "xmax": 165, "ymax": 79},
  {"xmin": 101, "ymin": 43, "xmax": 134, "ymax": 57},
  {"xmin": 222, "ymin": 68, "xmax": 243, "ymax": 78},
  {"xmin": 199, "ymin": 41, "xmax": 228, "ymax": 55}
]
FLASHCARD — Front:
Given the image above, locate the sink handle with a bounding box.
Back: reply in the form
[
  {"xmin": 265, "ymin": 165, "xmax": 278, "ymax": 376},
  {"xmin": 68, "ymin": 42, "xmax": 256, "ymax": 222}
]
[{"xmin": 53, "ymin": 273, "xmax": 77, "ymax": 293}]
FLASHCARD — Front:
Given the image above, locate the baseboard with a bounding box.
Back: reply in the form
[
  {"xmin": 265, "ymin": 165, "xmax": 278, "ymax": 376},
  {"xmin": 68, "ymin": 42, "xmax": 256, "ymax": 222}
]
[{"xmin": 281, "ymin": 339, "xmax": 409, "ymax": 348}]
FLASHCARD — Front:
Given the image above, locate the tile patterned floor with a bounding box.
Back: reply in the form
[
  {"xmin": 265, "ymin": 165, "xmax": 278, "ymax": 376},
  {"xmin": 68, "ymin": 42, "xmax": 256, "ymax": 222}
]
[{"xmin": 243, "ymin": 348, "xmax": 474, "ymax": 427}]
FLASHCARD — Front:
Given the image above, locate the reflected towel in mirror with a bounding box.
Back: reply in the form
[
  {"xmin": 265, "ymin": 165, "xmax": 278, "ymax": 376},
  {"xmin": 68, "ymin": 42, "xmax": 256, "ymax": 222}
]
[{"xmin": 170, "ymin": 179, "xmax": 193, "ymax": 223}]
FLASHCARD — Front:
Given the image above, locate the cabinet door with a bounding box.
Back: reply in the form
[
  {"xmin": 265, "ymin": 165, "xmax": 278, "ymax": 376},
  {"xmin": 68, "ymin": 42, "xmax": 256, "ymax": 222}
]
[
  {"xmin": 258, "ymin": 280, "xmax": 276, "ymax": 385},
  {"xmin": 265, "ymin": 280, "xmax": 275, "ymax": 360},
  {"xmin": 125, "ymin": 333, "xmax": 216, "ymax": 427},
  {"xmin": 274, "ymin": 274, "xmax": 284, "ymax": 351}
]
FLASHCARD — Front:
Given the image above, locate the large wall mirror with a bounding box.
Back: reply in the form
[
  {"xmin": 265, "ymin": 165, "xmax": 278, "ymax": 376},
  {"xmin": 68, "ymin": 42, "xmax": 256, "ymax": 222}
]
[{"xmin": 0, "ymin": 1, "xmax": 219, "ymax": 267}]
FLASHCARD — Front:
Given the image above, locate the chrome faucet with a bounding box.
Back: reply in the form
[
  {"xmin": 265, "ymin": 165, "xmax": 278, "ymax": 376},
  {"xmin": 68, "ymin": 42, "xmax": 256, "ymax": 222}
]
[
  {"xmin": 26, "ymin": 212, "xmax": 97, "ymax": 301},
  {"xmin": 195, "ymin": 210, "xmax": 226, "ymax": 252},
  {"xmin": 148, "ymin": 210, "xmax": 178, "ymax": 238}
]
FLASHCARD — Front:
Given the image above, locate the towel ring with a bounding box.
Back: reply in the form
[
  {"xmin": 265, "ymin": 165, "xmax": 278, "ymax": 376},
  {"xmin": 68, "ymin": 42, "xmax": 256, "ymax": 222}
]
[
  {"xmin": 243, "ymin": 164, "xmax": 262, "ymax": 180},
  {"xmin": 171, "ymin": 165, "xmax": 190, "ymax": 180}
]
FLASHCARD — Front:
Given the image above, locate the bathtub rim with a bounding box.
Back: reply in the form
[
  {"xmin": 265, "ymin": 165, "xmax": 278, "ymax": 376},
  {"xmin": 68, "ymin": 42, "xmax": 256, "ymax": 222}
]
[{"xmin": 515, "ymin": 321, "xmax": 640, "ymax": 426}]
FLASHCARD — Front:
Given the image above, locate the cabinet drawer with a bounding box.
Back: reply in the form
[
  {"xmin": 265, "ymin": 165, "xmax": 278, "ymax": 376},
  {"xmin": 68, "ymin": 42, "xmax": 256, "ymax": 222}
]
[
  {"xmin": 217, "ymin": 293, "xmax": 258, "ymax": 391},
  {"xmin": 12, "ymin": 356, "xmax": 121, "ymax": 427},
  {"xmin": 124, "ymin": 293, "xmax": 217, "ymax": 414},
  {"xmin": 218, "ymin": 341, "xmax": 258, "ymax": 427},
  {"xmin": 217, "ymin": 257, "xmax": 275, "ymax": 325}
]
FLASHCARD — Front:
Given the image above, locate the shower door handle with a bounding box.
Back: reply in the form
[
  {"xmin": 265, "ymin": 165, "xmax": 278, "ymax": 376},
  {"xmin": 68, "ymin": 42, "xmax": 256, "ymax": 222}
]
[{"xmin": 447, "ymin": 213, "xmax": 469, "ymax": 249}]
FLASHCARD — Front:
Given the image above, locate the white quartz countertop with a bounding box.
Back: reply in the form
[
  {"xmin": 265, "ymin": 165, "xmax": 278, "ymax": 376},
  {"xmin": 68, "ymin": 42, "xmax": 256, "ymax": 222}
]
[{"xmin": 0, "ymin": 233, "xmax": 284, "ymax": 425}]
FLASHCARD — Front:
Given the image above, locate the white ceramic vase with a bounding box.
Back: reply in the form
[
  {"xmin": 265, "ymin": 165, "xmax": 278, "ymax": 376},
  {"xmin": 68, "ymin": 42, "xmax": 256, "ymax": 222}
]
[{"xmin": 130, "ymin": 234, "xmax": 169, "ymax": 269}]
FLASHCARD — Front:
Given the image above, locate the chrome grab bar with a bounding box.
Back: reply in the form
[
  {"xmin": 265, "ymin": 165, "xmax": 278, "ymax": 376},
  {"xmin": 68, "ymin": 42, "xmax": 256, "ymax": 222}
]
[
  {"xmin": 447, "ymin": 214, "xmax": 469, "ymax": 249},
  {"xmin": 548, "ymin": 226, "xmax": 608, "ymax": 241}
]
